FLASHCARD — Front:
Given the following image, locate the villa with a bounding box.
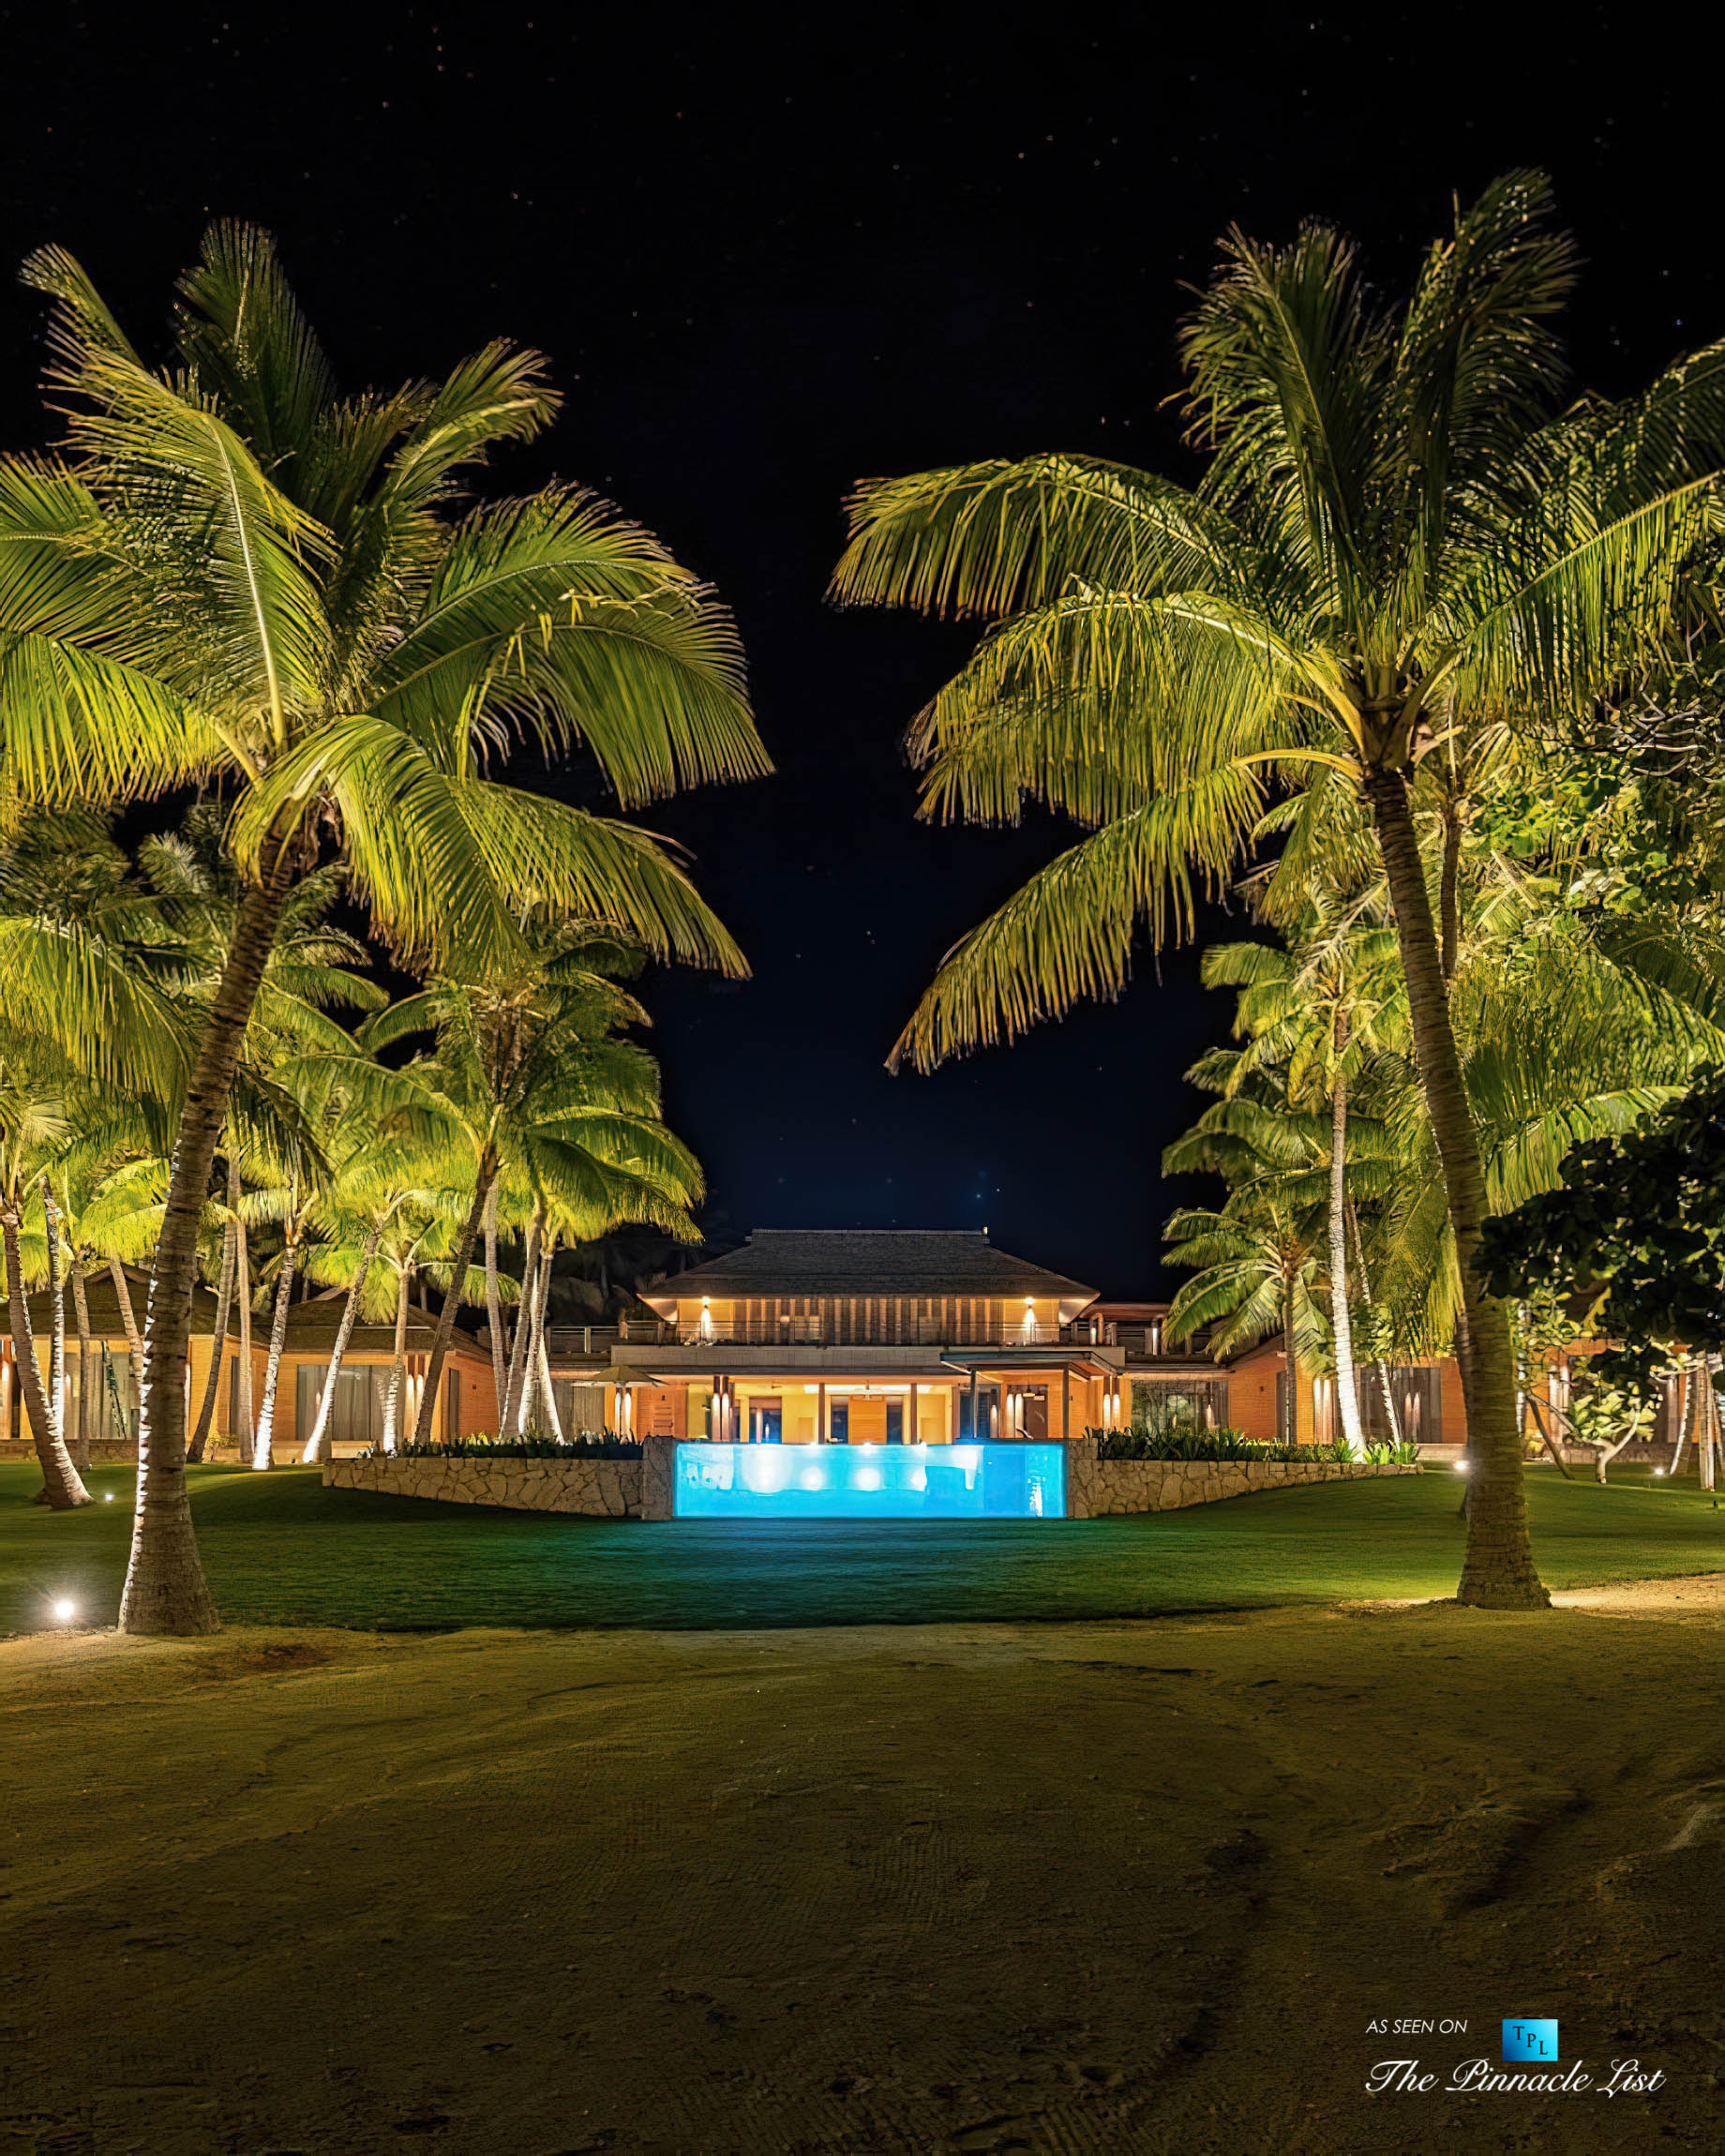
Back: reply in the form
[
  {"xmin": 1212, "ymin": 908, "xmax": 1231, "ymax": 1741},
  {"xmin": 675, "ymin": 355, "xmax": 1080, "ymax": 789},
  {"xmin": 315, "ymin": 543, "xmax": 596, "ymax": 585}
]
[
  {"xmin": 597, "ymin": 1229, "xmax": 1121, "ymax": 1445},
  {"xmin": 0, "ymin": 1231, "xmax": 1589, "ymax": 1470}
]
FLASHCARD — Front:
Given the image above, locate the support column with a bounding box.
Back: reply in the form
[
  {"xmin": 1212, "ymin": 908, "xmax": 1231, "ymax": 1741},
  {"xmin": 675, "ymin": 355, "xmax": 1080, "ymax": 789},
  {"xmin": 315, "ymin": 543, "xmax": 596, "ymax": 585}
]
[
  {"xmin": 909, "ymin": 1382, "xmax": 919, "ymax": 1445},
  {"xmin": 818, "ymin": 1380, "xmax": 827, "ymax": 1444},
  {"xmin": 968, "ymin": 1369, "xmax": 978, "ymax": 1445}
]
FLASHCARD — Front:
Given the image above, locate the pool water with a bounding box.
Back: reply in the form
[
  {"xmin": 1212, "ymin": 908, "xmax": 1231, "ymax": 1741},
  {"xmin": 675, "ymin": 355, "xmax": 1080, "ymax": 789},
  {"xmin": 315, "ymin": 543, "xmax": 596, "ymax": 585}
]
[{"xmin": 672, "ymin": 1441, "xmax": 1065, "ymax": 1520}]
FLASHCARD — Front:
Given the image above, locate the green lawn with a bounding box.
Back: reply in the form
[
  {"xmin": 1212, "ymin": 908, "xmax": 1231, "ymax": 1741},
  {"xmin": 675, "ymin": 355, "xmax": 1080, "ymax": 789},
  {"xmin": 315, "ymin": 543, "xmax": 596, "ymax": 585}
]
[{"xmin": 3, "ymin": 1460, "xmax": 1721, "ymax": 1635}]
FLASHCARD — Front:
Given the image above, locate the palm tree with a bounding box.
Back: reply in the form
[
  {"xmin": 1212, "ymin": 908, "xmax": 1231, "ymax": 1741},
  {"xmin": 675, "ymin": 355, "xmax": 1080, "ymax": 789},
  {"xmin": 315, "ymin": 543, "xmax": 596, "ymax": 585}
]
[
  {"xmin": 294, "ymin": 1104, "xmax": 474, "ymax": 1464},
  {"xmin": 0, "ymin": 1054, "xmax": 88, "ymax": 1506},
  {"xmin": 1, "ymin": 225, "xmax": 769, "ymax": 1631},
  {"xmin": 362, "ymin": 931, "xmax": 704, "ymax": 1448},
  {"xmin": 832, "ymin": 173, "xmax": 1725, "ymax": 1607},
  {"xmin": 1163, "ymin": 1201, "xmax": 1325, "ymax": 1446},
  {"xmin": 1196, "ymin": 894, "xmax": 1405, "ymax": 1455}
]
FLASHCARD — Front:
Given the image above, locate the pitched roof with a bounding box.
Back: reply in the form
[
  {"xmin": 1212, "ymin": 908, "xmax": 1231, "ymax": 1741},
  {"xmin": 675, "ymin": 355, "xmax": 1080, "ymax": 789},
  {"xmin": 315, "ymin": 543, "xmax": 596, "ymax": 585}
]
[
  {"xmin": 279, "ymin": 1300, "xmax": 483, "ymax": 1356},
  {"xmin": 648, "ymin": 1231, "xmax": 1095, "ymax": 1306},
  {"xmin": 23, "ymin": 1266, "xmax": 233, "ymax": 1339}
]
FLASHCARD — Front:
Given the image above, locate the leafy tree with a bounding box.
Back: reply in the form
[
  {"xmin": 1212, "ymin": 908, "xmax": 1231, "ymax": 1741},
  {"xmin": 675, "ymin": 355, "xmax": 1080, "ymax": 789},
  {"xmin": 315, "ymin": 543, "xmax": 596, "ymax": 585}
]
[
  {"xmin": 1, "ymin": 225, "xmax": 769, "ymax": 1632},
  {"xmin": 1480, "ymin": 1068, "xmax": 1725, "ymax": 1394},
  {"xmin": 835, "ymin": 174, "xmax": 1725, "ymax": 1604}
]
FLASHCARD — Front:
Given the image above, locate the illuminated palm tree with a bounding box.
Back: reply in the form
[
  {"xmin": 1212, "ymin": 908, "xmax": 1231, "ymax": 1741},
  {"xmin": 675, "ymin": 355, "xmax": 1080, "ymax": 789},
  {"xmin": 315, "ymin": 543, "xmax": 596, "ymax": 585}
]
[
  {"xmin": 0, "ymin": 1055, "xmax": 88, "ymax": 1506},
  {"xmin": 1, "ymin": 226, "xmax": 768, "ymax": 1630},
  {"xmin": 362, "ymin": 933, "xmax": 703, "ymax": 1446},
  {"xmin": 832, "ymin": 173, "xmax": 1725, "ymax": 1606}
]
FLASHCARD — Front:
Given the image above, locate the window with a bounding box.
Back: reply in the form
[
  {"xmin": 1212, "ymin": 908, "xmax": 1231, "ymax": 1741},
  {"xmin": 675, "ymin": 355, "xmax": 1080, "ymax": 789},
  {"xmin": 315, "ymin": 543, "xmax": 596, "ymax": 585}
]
[
  {"xmin": 1357, "ymin": 1366, "xmax": 1442, "ymax": 1445},
  {"xmin": 1130, "ymin": 1377, "xmax": 1228, "ymax": 1434},
  {"xmin": 293, "ymin": 1365, "xmax": 381, "ymax": 1451},
  {"xmin": 553, "ymin": 1380, "xmax": 608, "ymax": 1435}
]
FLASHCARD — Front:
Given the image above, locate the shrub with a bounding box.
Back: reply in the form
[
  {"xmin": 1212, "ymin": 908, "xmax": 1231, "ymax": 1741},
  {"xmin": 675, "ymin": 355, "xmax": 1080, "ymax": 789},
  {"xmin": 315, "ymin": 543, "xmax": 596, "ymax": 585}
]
[
  {"xmin": 383, "ymin": 1431, "xmax": 643, "ymax": 1460},
  {"xmin": 1089, "ymin": 1427, "xmax": 1402, "ymax": 1464}
]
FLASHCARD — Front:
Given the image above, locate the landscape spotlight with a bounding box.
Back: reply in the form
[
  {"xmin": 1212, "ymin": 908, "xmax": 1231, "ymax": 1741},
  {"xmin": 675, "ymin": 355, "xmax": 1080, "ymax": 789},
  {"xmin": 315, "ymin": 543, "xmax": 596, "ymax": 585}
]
[
  {"xmin": 52, "ymin": 1598, "xmax": 77, "ymax": 1624},
  {"xmin": 1452, "ymin": 1460, "xmax": 1470, "ymax": 1474},
  {"xmin": 103, "ymin": 1492, "xmax": 114, "ymax": 1502}
]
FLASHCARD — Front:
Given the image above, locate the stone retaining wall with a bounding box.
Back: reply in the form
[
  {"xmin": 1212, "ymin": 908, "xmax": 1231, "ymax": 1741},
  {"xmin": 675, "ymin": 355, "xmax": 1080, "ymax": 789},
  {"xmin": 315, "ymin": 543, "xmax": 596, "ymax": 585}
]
[
  {"xmin": 324, "ymin": 1453, "xmax": 641, "ymax": 1518},
  {"xmin": 1064, "ymin": 1451, "xmax": 1420, "ymax": 1519}
]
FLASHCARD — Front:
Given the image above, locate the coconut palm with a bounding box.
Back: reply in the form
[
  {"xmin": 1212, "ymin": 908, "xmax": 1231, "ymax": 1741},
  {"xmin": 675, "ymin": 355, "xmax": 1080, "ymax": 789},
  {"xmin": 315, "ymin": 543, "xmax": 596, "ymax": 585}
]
[
  {"xmin": 359, "ymin": 930, "xmax": 704, "ymax": 1448},
  {"xmin": 295, "ymin": 1110, "xmax": 479, "ymax": 1464},
  {"xmin": 0, "ymin": 1053, "xmax": 88, "ymax": 1506},
  {"xmin": 1194, "ymin": 893, "xmax": 1404, "ymax": 1455},
  {"xmin": 832, "ymin": 172, "xmax": 1725, "ymax": 1606},
  {"xmin": 1163, "ymin": 1200, "xmax": 1326, "ymax": 1446},
  {"xmin": 0, "ymin": 225, "xmax": 768, "ymax": 1630}
]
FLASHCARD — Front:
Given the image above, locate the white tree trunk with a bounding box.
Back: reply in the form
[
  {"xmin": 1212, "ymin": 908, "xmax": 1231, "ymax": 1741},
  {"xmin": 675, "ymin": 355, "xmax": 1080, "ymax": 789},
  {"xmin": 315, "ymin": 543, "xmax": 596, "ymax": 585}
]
[
  {"xmin": 233, "ymin": 1209, "xmax": 255, "ymax": 1460},
  {"xmin": 250, "ymin": 1243, "xmax": 297, "ymax": 1471},
  {"xmin": 500, "ymin": 1219, "xmax": 542, "ymax": 1437},
  {"xmin": 382, "ymin": 1266, "xmax": 411, "ymax": 1454},
  {"xmin": 302, "ymin": 1218, "xmax": 383, "ymax": 1464},
  {"xmin": 69, "ymin": 1265, "xmax": 94, "ymax": 1473},
  {"xmin": 1328, "ymin": 1013, "xmax": 1365, "ymax": 1457},
  {"xmin": 483, "ymin": 1184, "xmax": 507, "ymax": 1418}
]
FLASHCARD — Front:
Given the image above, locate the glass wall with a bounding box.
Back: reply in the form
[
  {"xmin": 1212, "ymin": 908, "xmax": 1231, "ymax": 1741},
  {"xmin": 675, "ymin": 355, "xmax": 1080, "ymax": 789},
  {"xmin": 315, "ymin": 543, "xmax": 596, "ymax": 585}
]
[
  {"xmin": 674, "ymin": 1440, "xmax": 1064, "ymax": 1519},
  {"xmin": 1129, "ymin": 1376, "xmax": 1229, "ymax": 1433},
  {"xmin": 294, "ymin": 1365, "xmax": 383, "ymax": 1449}
]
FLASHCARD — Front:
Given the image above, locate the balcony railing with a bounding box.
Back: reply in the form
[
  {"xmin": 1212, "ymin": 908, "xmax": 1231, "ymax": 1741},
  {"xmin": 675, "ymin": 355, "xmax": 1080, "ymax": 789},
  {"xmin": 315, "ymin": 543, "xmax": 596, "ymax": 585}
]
[
  {"xmin": 613, "ymin": 1319, "xmax": 1098, "ymax": 1350},
  {"xmin": 539, "ymin": 1318, "xmax": 1210, "ymax": 1359}
]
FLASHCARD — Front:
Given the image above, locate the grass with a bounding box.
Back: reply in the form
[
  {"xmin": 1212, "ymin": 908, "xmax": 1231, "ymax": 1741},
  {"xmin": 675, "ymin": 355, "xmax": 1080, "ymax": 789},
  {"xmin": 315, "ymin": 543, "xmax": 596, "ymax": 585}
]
[{"xmin": 4, "ymin": 1459, "xmax": 1721, "ymax": 1634}]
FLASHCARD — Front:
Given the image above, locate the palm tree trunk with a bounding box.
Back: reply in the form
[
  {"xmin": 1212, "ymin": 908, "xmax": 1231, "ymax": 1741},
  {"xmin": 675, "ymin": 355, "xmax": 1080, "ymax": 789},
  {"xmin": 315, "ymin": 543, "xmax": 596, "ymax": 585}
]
[
  {"xmin": 69, "ymin": 1265, "xmax": 94, "ymax": 1474},
  {"xmin": 122, "ymin": 856, "xmax": 290, "ymax": 1633},
  {"xmin": 250, "ymin": 1242, "xmax": 297, "ymax": 1472},
  {"xmin": 234, "ymin": 1208, "xmax": 255, "ymax": 1461},
  {"xmin": 1439, "ymin": 796, "xmax": 1463, "ymax": 983},
  {"xmin": 501, "ymin": 1214, "xmax": 542, "ymax": 1437},
  {"xmin": 43, "ymin": 1191, "xmax": 67, "ymax": 1461},
  {"xmin": 1328, "ymin": 1011, "xmax": 1365, "ymax": 1457},
  {"xmin": 1281, "ymin": 1275, "xmax": 1298, "ymax": 1448},
  {"xmin": 527, "ymin": 1232, "xmax": 558, "ymax": 1436},
  {"xmin": 410, "ymin": 1168, "xmax": 493, "ymax": 1450},
  {"xmin": 483, "ymin": 1184, "xmax": 507, "ymax": 1419},
  {"xmin": 188, "ymin": 1211, "xmax": 237, "ymax": 1464},
  {"xmin": 535, "ymin": 1248, "xmax": 564, "ymax": 1440},
  {"xmin": 382, "ymin": 1265, "xmax": 411, "ymax": 1453},
  {"xmin": 3, "ymin": 1207, "xmax": 89, "ymax": 1507},
  {"xmin": 302, "ymin": 1218, "xmax": 382, "ymax": 1464},
  {"xmin": 1365, "ymin": 767, "xmax": 1547, "ymax": 1607},
  {"xmin": 105, "ymin": 1256, "xmax": 145, "ymax": 1401},
  {"xmin": 1345, "ymin": 1199, "xmax": 1402, "ymax": 1445}
]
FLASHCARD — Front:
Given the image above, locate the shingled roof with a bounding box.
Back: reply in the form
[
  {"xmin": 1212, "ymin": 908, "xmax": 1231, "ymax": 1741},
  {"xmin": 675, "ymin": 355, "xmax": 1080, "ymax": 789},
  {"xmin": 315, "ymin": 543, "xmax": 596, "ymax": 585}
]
[{"xmin": 648, "ymin": 1231, "xmax": 1095, "ymax": 1306}]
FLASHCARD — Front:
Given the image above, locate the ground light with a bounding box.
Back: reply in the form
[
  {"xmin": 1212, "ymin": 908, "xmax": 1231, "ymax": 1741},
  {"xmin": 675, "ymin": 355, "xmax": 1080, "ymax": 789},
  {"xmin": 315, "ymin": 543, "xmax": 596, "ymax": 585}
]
[
  {"xmin": 1451, "ymin": 1460, "xmax": 1470, "ymax": 1474},
  {"xmin": 52, "ymin": 1598, "xmax": 77, "ymax": 1624}
]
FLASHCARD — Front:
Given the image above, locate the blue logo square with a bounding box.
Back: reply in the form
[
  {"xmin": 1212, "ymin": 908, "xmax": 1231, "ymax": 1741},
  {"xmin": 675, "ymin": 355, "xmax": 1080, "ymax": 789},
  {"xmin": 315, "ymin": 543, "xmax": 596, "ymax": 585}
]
[{"xmin": 1502, "ymin": 2018, "xmax": 1559, "ymax": 2063}]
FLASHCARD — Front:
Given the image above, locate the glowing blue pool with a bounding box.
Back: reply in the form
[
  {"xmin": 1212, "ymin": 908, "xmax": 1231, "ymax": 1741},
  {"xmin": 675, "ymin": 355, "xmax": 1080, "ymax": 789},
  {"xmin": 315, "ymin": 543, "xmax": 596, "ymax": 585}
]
[{"xmin": 672, "ymin": 1442, "xmax": 1065, "ymax": 1520}]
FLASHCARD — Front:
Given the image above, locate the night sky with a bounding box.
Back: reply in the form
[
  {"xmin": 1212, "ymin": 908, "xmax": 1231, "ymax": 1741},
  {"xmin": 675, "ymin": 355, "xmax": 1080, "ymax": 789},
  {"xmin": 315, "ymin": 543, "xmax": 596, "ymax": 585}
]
[{"xmin": 5, "ymin": 7, "xmax": 1717, "ymax": 1295}]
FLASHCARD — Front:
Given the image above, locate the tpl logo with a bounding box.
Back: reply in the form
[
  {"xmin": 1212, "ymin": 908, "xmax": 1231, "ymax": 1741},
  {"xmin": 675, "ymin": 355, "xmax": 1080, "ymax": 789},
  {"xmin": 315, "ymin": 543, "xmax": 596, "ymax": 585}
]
[{"xmin": 1502, "ymin": 2019, "xmax": 1558, "ymax": 2063}]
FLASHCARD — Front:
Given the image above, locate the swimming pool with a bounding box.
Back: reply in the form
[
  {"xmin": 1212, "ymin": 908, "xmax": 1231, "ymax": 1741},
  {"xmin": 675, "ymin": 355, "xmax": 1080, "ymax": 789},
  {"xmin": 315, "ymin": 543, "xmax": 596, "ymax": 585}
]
[{"xmin": 671, "ymin": 1441, "xmax": 1065, "ymax": 1520}]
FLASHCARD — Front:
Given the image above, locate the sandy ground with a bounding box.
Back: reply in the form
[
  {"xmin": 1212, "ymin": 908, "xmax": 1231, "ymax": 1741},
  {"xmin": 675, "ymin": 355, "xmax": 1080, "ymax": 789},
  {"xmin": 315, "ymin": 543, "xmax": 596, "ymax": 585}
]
[{"xmin": 3, "ymin": 1593, "xmax": 1722, "ymax": 2156}]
